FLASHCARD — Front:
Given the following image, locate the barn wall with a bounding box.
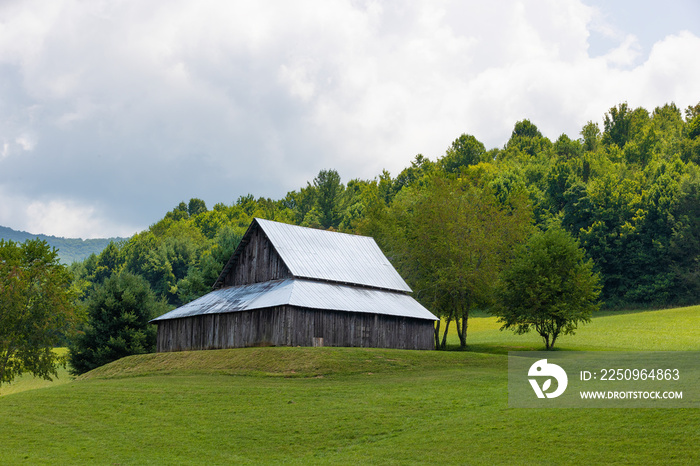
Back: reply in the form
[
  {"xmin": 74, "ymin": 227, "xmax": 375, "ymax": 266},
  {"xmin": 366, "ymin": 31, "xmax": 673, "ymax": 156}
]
[
  {"xmin": 156, "ymin": 307, "xmax": 435, "ymax": 352},
  {"xmin": 222, "ymin": 225, "xmax": 291, "ymax": 287}
]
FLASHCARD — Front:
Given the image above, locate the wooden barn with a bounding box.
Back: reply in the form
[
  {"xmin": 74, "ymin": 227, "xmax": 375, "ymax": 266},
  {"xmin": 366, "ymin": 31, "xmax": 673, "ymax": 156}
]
[{"xmin": 151, "ymin": 218, "xmax": 437, "ymax": 351}]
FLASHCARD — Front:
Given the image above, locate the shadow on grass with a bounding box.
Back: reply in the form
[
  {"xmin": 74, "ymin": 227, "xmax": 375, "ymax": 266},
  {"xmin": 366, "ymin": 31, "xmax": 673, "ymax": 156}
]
[
  {"xmin": 594, "ymin": 308, "xmax": 662, "ymax": 318},
  {"xmin": 437, "ymin": 343, "xmax": 542, "ymax": 355},
  {"xmin": 471, "ymin": 306, "xmax": 675, "ymax": 320},
  {"xmin": 436, "ymin": 343, "xmax": 596, "ymax": 355}
]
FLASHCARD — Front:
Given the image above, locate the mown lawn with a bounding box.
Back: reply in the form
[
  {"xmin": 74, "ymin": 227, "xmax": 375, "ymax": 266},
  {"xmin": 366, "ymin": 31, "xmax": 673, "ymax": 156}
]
[
  {"xmin": 446, "ymin": 304, "xmax": 700, "ymax": 352},
  {"xmin": 1, "ymin": 306, "xmax": 698, "ymax": 465}
]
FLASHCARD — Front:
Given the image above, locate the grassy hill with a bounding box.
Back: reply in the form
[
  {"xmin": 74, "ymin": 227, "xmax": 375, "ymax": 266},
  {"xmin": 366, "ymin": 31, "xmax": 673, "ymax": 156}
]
[
  {"xmin": 1, "ymin": 306, "xmax": 698, "ymax": 464},
  {"xmin": 0, "ymin": 225, "xmax": 128, "ymax": 264}
]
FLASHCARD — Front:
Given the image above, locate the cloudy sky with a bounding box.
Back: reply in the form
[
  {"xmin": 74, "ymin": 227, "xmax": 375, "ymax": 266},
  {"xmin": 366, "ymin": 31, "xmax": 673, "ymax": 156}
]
[{"xmin": 1, "ymin": 0, "xmax": 698, "ymax": 238}]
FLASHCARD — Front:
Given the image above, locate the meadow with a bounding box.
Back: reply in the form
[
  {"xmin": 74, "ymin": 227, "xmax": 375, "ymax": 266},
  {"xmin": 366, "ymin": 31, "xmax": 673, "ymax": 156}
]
[{"xmin": 1, "ymin": 306, "xmax": 698, "ymax": 464}]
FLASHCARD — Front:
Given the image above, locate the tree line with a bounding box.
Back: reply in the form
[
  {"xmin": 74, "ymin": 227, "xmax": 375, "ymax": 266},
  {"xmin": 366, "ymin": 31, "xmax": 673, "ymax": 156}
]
[
  {"xmin": 2, "ymin": 101, "xmax": 698, "ymax": 382},
  {"xmin": 82, "ymin": 101, "xmax": 697, "ymax": 309}
]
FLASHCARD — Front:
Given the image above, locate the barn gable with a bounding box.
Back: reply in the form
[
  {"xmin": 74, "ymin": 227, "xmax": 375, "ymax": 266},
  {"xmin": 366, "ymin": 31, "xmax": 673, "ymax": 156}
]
[
  {"xmin": 152, "ymin": 218, "xmax": 437, "ymax": 351},
  {"xmin": 214, "ymin": 218, "xmax": 411, "ymax": 292},
  {"xmin": 215, "ymin": 219, "xmax": 292, "ymax": 288}
]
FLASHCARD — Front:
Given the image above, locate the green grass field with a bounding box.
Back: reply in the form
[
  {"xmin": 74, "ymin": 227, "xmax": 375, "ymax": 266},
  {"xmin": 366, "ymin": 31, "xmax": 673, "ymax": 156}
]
[
  {"xmin": 446, "ymin": 306, "xmax": 700, "ymax": 352},
  {"xmin": 1, "ymin": 306, "xmax": 698, "ymax": 464}
]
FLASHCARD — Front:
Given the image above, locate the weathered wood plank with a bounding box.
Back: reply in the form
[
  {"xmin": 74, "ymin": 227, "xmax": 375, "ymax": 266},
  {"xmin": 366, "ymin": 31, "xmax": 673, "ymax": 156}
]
[
  {"xmin": 222, "ymin": 224, "xmax": 292, "ymax": 288},
  {"xmin": 156, "ymin": 306, "xmax": 434, "ymax": 352}
]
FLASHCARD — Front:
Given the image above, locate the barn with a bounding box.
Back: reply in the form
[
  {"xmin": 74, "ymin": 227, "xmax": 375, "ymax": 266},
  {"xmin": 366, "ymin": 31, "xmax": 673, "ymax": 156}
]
[{"xmin": 151, "ymin": 218, "xmax": 437, "ymax": 351}]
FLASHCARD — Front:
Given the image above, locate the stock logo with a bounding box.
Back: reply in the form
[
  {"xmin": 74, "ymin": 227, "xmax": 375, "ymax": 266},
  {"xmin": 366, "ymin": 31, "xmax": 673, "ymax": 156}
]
[{"xmin": 528, "ymin": 359, "xmax": 568, "ymax": 399}]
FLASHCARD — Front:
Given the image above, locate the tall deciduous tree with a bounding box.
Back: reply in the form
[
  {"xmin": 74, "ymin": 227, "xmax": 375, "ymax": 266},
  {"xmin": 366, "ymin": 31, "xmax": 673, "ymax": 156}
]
[
  {"xmin": 370, "ymin": 172, "xmax": 532, "ymax": 348},
  {"xmin": 504, "ymin": 119, "xmax": 552, "ymax": 158},
  {"xmin": 393, "ymin": 154, "xmax": 434, "ymax": 195},
  {"xmin": 0, "ymin": 239, "xmax": 78, "ymax": 387},
  {"xmin": 493, "ymin": 226, "xmax": 601, "ymax": 350},
  {"xmin": 439, "ymin": 134, "xmax": 487, "ymax": 172},
  {"xmin": 187, "ymin": 198, "xmax": 208, "ymax": 217},
  {"xmin": 580, "ymin": 121, "xmax": 601, "ymax": 153}
]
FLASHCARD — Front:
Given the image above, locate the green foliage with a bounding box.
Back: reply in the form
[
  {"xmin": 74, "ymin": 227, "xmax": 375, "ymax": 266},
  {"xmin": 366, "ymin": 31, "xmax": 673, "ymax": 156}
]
[
  {"xmin": 580, "ymin": 121, "xmax": 601, "ymax": 153},
  {"xmin": 176, "ymin": 226, "xmax": 243, "ymax": 303},
  {"xmin": 0, "ymin": 348, "xmax": 71, "ymax": 396},
  {"xmin": 68, "ymin": 198, "xmax": 251, "ymax": 309},
  {"xmin": 187, "ymin": 198, "xmax": 207, "ymax": 217},
  {"xmin": 494, "ymin": 226, "xmax": 601, "ymax": 349},
  {"xmin": 0, "ymin": 239, "xmax": 78, "ymax": 386},
  {"xmin": 368, "ymin": 172, "xmax": 533, "ymax": 348},
  {"xmin": 93, "ymin": 241, "xmax": 124, "ymax": 283},
  {"xmin": 313, "ymin": 169, "xmax": 344, "ymax": 229},
  {"xmin": 68, "ymin": 272, "xmax": 167, "ymax": 375},
  {"xmin": 603, "ymin": 103, "xmax": 639, "ymax": 149},
  {"xmin": 503, "ymin": 119, "xmax": 552, "ymax": 158},
  {"xmin": 553, "ymin": 133, "xmax": 583, "ymax": 160},
  {"xmin": 439, "ymin": 133, "xmax": 487, "ymax": 172},
  {"xmin": 393, "ymin": 154, "xmax": 435, "ymax": 194},
  {"xmin": 141, "ymin": 222, "xmax": 207, "ymax": 304},
  {"xmin": 688, "ymin": 114, "xmax": 700, "ymax": 139}
]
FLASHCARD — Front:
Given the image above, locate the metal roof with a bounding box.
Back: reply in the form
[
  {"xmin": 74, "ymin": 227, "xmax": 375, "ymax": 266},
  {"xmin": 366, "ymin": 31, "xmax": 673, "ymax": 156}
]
[
  {"xmin": 151, "ymin": 278, "xmax": 437, "ymax": 322},
  {"xmin": 255, "ymin": 218, "xmax": 411, "ymax": 292}
]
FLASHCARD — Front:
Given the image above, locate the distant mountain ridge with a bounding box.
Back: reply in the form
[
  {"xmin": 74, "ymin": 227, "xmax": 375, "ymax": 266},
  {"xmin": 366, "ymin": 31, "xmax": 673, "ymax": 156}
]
[{"xmin": 0, "ymin": 225, "xmax": 129, "ymax": 264}]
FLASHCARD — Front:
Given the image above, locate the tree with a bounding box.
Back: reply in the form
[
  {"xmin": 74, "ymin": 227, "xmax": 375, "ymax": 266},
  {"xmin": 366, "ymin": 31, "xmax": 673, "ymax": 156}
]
[
  {"xmin": 504, "ymin": 119, "xmax": 552, "ymax": 158},
  {"xmin": 93, "ymin": 241, "xmax": 123, "ymax": 283},
  {"xmin": 313, "ymin": 169, "xmax": 345, "ymax": 229},
  {"xmin": 668, "ymin": 172, "xmax": 700, "ymax": 302},
  {"xmin": 286, "ymin": 184, "xmax": 317, "ymax": 226},
  {"xmin": 0, "ymin": 239, "xmax": 78, "ymax": 387},
  {"xmin": 603, "ymin": 103, "xmax": 649, "ymax": 150},
  {"xmin": 553, "ymin": 134, "xmax": 582, "ymax": 160},
  {"xmin": 176, "ymin": 226, "xmax": 242, "ymax": 304},
  {"xmin": 68, "ymin": 272, "xmax": 167, "ymax": 375},
  {"xmin": 369, "ymin": 173, "xmax": 532, "ymax": 349},
  {"xmin": 165, "ymin": 201, "xmax": 190, "ymax": 222},
  {"xmin": 439, "ymin": 134, "xmax": 487, "ymax": 173},
  {"xmin": 493, "ymin": 226, "xmax": 601, "ymax": 349},
  {"xmin": 603, "ymin": 103, "xmax": 631, "ymax": 148},
  {"xmin": 393, "ymin": 154, "xmax": 434, "ymax": 194},
  {"xmin": 188, "ymin": 198, "xmax": 208, "ymax": 217},
  {"xmin": 580, "ymin": 121, "xmax": 601, "ymax": 152}
]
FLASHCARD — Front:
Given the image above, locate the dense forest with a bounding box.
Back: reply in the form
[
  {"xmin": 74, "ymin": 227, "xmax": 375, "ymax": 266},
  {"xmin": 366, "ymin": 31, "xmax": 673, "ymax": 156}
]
[
  {"xmin": 0, "ymin": 226, "xmax": 127, "ymax": 264},
  {"xmin": 70, "ymin": 102, "xmax": 700, "ymax": 320}
]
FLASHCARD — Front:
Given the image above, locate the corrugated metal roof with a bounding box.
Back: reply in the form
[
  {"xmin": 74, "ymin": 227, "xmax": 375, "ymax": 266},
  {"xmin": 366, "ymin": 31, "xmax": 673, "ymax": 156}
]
[
  {"xmin": 255, "ymin": 218, "xmax": 411, "ymax": 292},
  {"xmin": 151, "ymin": 279, "xmax": 437, "ymax": 322}
]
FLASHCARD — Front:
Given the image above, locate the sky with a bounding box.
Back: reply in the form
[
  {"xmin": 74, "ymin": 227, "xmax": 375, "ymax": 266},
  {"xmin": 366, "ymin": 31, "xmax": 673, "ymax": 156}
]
[{"xmin": 0, "ymin": 0, "xmax": 698, "ymax": 239}]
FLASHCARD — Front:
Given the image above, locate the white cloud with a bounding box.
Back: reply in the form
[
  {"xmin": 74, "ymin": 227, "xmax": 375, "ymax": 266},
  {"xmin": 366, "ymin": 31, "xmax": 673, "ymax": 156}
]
[
  {"xmin": 601, "ymin": 34, "xmax": 642, "ymax": 67},
  {"xmin": 637, "ymin": 31, "xmax": 700, "ymax": 104},
  {"xmin": 24, "ymin": 200, "xmax": 137, "ymax": 239},
  {"xmin": 0, "ymin": 0, "xmax": 698, "ymax": 237},
  {"xmin": 15, "ymin": 134, "xmax": 36, "ymax": 151},
  {"xmin": 0, "ymin": 187, "xmax": 139, "ymax": 238}
]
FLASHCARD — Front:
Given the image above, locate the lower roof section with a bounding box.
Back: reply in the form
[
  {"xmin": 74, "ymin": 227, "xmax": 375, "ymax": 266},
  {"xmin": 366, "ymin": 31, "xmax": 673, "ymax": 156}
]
[{"xmin": 151, "ymin": 278, "xmax": 438, "ymax": 322}]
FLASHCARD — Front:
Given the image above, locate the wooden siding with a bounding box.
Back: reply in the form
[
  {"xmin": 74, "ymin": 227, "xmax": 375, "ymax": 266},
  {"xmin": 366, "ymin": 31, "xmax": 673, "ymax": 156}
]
[
  {"xmin": 156, "ymin": 306, "xmax": 435, "ymax": 352},
  {"xmin": 222, "ymin": 224, "xmax": 291, "ymax": 287}
]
